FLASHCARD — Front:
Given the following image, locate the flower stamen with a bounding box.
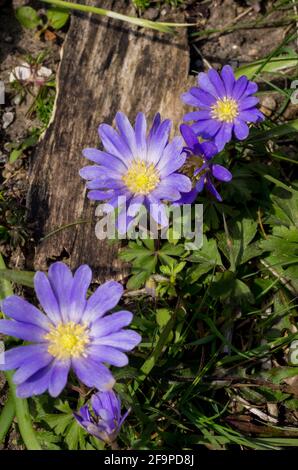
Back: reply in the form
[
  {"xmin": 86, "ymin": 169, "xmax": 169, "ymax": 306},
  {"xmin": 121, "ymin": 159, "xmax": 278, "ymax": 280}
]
[
  {"xmin": 122, "ymin": 160, "xmax": 160, "ymax": 195},
  {"xmin": 45, "ymin": 322, "xmax": 90, "ymax": 360},
  {"xmin": 211, "ymin": 97, "xmax": 239, "ymax": 123}
]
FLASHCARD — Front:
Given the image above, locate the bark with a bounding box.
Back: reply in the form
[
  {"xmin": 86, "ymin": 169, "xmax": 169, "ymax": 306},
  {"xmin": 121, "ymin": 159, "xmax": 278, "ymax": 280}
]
[{"xmin": 27, "ymin": 0, "xmax": 190, "ymax": 281}]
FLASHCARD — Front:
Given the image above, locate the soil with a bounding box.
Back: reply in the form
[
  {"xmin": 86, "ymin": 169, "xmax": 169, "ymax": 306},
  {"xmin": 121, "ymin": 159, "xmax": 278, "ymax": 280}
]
[{"xmin": 0, "ymin": 0, "xmax": 297, "ymax": 450}]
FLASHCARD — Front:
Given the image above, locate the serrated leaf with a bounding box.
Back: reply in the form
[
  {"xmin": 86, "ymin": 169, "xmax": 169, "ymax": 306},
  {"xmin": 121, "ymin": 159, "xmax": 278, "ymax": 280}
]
[
  {"xmin": 158, "ymin": 252, "xmax": 176, "ymax": 267},
  {"xmin": 132, "ymin": 253, "xmax": 157, "ymax": 270},
  {"xmin": 43, "ymin": 413, "xmax": 73, "ymax": 435},
  {"xmin": 210, "ymin": 271, "xmax": 254, "ymax": 303},
  {"xmin": 15, "ymin": 6, "xmax": 41, "ymax": 29},
  {"xmin": 187, "ymin": 236, "xmax": 222, "ymax": 283},
  {"xmin": 217, "ymin": 217, "xmax": 258, "ymax": 268},
  {"xmin": 141, "ymin": 238, "xmax": 155, "ymax": 251},
  {"xmin": 65, "ymin": 421, "xmax": 84, "ymax": 450},
  {"xmin": 127, "ymin": 270, "xmax": 150, "ymax": 290},
  {"xmin": 261, "ymin": 226, "xmax": 298, "ymax": 262},
  {"xmin": 268, "ymin": 186, "xmax": 298, "ymax": 227},
  {"xmin": 159, "ymin": 242, "xmax": 185, "ymax": 256},
  {"xmin": 173, "ymin": 261, "xmax": 186, "ymax": 275}
]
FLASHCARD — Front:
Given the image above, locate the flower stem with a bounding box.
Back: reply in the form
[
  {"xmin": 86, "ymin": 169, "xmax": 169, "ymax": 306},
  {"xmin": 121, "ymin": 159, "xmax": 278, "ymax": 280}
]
[
  {"xmin": 0, "ymin": 254, "xmax": 41, "ymax": 450},
  {"xmin": 5, "ymin": 372, "xmax": 41, "ymax": 450},
  {"xmin": 0, "ymin": 392, "xmax": 15, "ymax": 445}
]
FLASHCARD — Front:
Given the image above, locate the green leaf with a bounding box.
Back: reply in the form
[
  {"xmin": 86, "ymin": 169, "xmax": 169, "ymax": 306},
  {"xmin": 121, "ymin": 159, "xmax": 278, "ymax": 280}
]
[
  {"xmin": 15, "ymin": 6, "xmax": 41, "ymax": 30},
  {"xmin": 156, "ymin": 308, "xmax": 171, "ymax": 328},
  {"xmin": 210, "ymin": 271, "xmax": 254, "ymax": 303},
  {"xmin": 268, "ymin": 186, "xmax": 298, "ymax": 227},
  {"xmin": 9, "ymin": 148, "xmax": 23, "ymax": 164},
  {"xmin": 9, "ymin": 131, "xmax": 40, "ymax": 163},
  {"xmin": 39, "ymin": 0, "xmax": 192, "ymax": 34},
  {"xmin": 261, "ymin": 367, "xmax": 298, "ymax": 384},
  {"xmin": 235, "ymin": 54, "xmax": 298, "ymax": 79},
  {"xmin": 261, "ymin": 226, "xmax": 298, "ymax": 262},
  {"xmin": 65, "ymin": 421, "xmax": 84, "ymax": 450},
  {"xmin": 217, "ymin": 217, "xmax": 261, "ymax": 269},
  {"xmin": 126, "ymin": 270, "xmax": 150, "ymax": 290},
  {"xmin": 263, "ymin": 174, "xmax": 296, "ymax": 195},
  {"xmin": 158, "ymin": 253, "xmax": 176, "ymax": 267},
  {"xmin": 46, "ymin": 7, "xmax": 69, "ymax": 29},
  {"xmin": 0, "ymin": 269, "xmax": 34, "ymax": 288},
  {"xmin": 159, "ymin": 242, "xmax": 185, "ymax": 256},
  {"xmin": 43, "ymin": 413, "xmax": 73, "ymax": 435},
  {"xmin": 187, "ymin": 236, "xmax": 222, "ymax": 283},
  {"xmin": 173, "ymin": 261, "xmax": 186, "ymax": 275},
  {"xmin": 248, "ymin": 119, "xmax": 298, "ymax": 143},
  {"xmin": 132, "ymin": 253, "xmax": 157, "ymax": 270}
]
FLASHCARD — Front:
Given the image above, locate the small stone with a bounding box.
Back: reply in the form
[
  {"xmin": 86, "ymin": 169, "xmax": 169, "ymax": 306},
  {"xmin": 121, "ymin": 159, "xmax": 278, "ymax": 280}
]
[
  {"xmin": 160, "ymin": 6, "xmax": 170, "ymax": 16},
  {"xmin": 9, "ymin": 63, "xmax": 31, "ymax": 83},
  {"xmin": 260, "ymin": 95, "xmax": 276, "ymax": 117},
  {"xmin": 2, "ymin": 111, "xmax": 14, "ymax": 129},
  {"xmin": 0, "ymin": 153, "xmax": 7, "ymax": 163},
  {"xmin": 248, "ymin": 47, "xmax": 258, "ymax": 57},
  {"xmin": 4, "ymin": 35, "xmax": 13, "ymax": 43},
  {"xmin": 13, "ymin": 94, "xmax": 22, "ymax": 106},
  {"xmin": 143, "ymin": 7, "xmax": 159, "ymax": 21}
]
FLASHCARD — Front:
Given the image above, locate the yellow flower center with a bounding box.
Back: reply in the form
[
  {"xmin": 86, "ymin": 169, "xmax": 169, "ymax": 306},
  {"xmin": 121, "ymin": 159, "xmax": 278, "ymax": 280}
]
[
  {"xmin": 44, "ymin": 322, "xmax": 90, "ymax": 361},
  {"xmin": 211, "ymin": 97, "xmax": 239, "ymax": 123},
  {"xmin": 122, "ymin": 160, "xmax": 160, "ymax": 195}
]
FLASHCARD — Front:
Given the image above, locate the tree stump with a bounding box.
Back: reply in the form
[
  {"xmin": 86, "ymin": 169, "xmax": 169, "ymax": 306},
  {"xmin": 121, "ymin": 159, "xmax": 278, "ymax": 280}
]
[{"xmin": 27, "ymin": 0, "xmax": 190, "ymax": 281}]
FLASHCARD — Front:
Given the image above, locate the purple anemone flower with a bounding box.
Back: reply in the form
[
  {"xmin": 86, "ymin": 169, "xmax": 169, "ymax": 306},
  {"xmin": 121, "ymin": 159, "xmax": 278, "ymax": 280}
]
[
  {"xmin": 79, "ymin": 112, "xmax": 192, "ymax": 232},
  {"xmin": 178, "ymin": 124, "xmax": 232, "ymax": 203},
  {"xmin": 74, "ymin": 390, "xmax": 129, "ymax": 444},
  {"xmin": 0, "ymin": 262, "xmax": 141, "ymax": 398},
  {"xmin": 181, "ymin": 66, "xmax": 264, "ymax": 151}
]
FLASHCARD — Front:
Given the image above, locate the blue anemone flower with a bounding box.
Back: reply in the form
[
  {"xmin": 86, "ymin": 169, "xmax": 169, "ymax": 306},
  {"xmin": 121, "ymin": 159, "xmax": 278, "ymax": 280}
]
[
  {"xmin": 79, "ymin": 112, "xmax": 192, "ymax": 232},
  {"xmin": 178, "ymin": 124, "xmax": 232, "ymax": 203},
  {"xmin": 74, "ymin": 390, "xmax": 129, "ymax": 444},
  {"xmin": 0, "ymin": 262, "xmax": 141, "ymax": 398},
  {"xmin": 181, "ymin": 66, "xmax": 264, "ymax": 151}
]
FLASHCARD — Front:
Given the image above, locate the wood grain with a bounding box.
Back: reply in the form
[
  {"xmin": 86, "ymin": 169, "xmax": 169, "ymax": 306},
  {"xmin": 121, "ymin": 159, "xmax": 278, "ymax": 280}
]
[{"xmin": 27, "ymin": 0, "xmax": 190, "ymax": 281}]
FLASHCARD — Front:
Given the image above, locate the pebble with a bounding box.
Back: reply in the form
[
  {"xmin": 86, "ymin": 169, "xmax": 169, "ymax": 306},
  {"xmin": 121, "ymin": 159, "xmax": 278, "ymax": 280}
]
[
  {"xmin": 143, "ymin": 7, "xmax": 159, "ymax": 21},
  {"xmin": 2, "ymin": 111, "xmax": 14, "ymax": 129},
  {"xmin": 0, "ymin": 152, "xmax": 7, "ymax": 164},
  {"xmin": 4, "ymin": 35, "xmax": 13, "ymax": 43},
  {"xmin": 260, "ymin": 95, "xmax": 276, "ymax": 117},
  {"xmin": 160, "ymin": 6, "xmax": 170, "ymax": 16},
  {"xmin": 13, "ymin": 94, "xmax": 22, "ymax": 105}
]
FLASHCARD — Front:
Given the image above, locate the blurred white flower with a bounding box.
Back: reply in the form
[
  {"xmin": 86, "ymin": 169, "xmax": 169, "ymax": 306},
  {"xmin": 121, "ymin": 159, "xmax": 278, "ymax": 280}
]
[{"xmin": 9, "ymin": 62, "xmax": 52, "ymax": 86}]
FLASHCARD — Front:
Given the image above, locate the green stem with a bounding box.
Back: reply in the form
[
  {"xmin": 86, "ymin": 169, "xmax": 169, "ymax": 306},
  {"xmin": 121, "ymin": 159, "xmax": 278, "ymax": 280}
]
[
  {"xmin": 39, "ymin": 0, "xmax": 194, "ymax": 34},
  {"xmin": 0, "ymin": 392, "xmax": 15, "ymax": 445},
  {"xmin": 0, "ymin": 254, "xmax": 41, "ymax": 450},
  {"xmin": 5, "ymin": 372, "xmax": 41, "ymax": 450},
  {"xmin": 133, "ymin": 308, "xmax": 177, "ymax": 393}
]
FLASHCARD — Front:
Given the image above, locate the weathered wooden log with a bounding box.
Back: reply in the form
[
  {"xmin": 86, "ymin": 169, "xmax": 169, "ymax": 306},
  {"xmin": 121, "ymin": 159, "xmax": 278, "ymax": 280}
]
[{"xmin": 27, "ymin": 0, "xmax": 190, "ymax": 281}]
